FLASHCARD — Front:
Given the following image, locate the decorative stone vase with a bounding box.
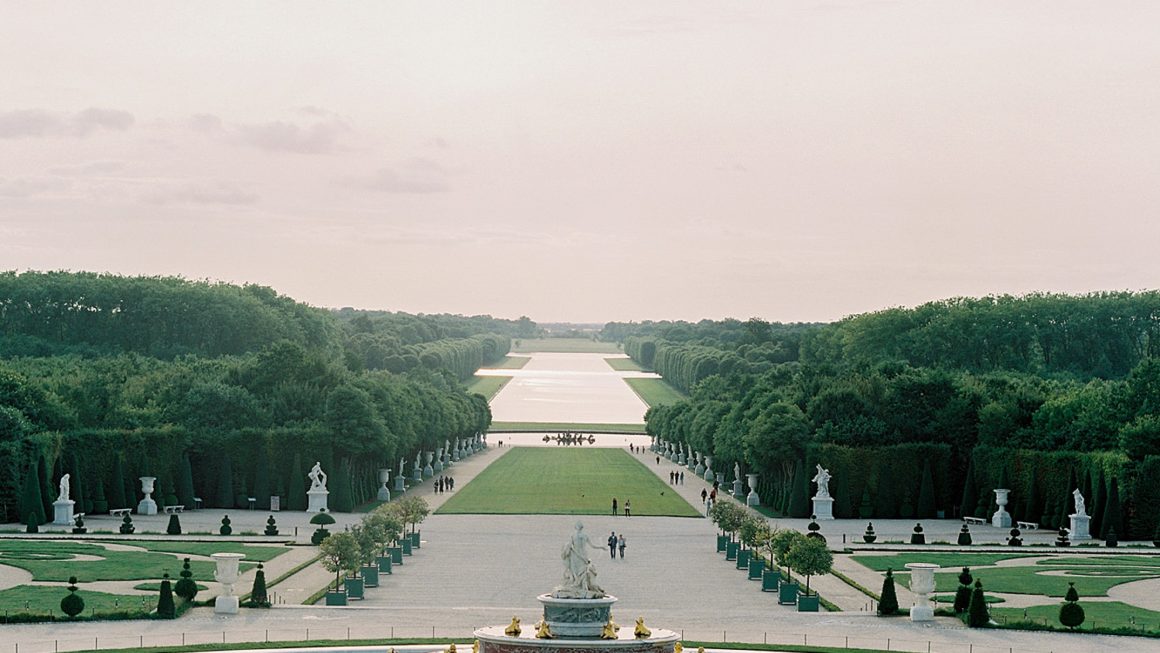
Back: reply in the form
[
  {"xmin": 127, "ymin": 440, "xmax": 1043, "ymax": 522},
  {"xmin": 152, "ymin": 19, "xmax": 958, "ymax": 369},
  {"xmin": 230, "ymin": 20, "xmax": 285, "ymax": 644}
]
[
  {"xmin": 394, "ymin": 473, "xmax": 406, "ymax": 493},
  {"xmin": 423, "ymin": 452, "xmax": 434, "ymax": 479},
  {"xmin": 433, "ymin": 448, "xmax": 444, "ymax": 473},
  {"xmin": 703, "ymin": 456, "xmax": 714, "ymax": 482},
  {"xmin": 746, "ymin": 473, "xmax": 761, "ymax": 507},
  {"xmin": 137, "ymin": 476, "xmax": 158, "ymax": 516},
  {"xmin": 905, "ymin": 563, "xmax": 939, "ymax": 622},
  {"xmin": 748, "ymin": 556, "xmax": 765, "ymax": 580},
  {"xmin": 211, "ymin": 552, "xmax": 245, "ymax": 614},
  {"xmin": 762, "ymin": 568, "xmax": 780, "ymax": 592},
  {"xmin": 361, "ymin": 564, "xmax": 379, "ymax": 587},
  {"xmin": 991, "ymin": 489, "xmax": 1012, "ymax": 528},
  {"xmin": 344, "ymin": 576, "xmax": 365, "ymax": 599},
  {"xmin": 736, "ymin": 548, "xmax": 750, "ymax": 570},
  {"xmin": 377, "ymin": 469, "xmax": 391, "ymax": 502},
  {"xmin": 325, "ymin": 590, "xmax": 347, "ymax": 606},
  {"xmin": 797, "ymin": 594, "xmax": 820, "ymax": 612},
  {"xmin": 778, "ymin": 581, "xmax": 799, "ymax": 605}
]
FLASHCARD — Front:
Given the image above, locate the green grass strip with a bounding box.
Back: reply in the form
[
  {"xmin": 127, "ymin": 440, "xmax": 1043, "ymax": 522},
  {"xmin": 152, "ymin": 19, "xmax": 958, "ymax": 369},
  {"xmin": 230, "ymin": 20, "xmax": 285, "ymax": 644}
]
[
  {"xmin": 436, "ymin": 447, "xmax": 700, "ymax": 517},
  {"xmin": 484, "ymin": 356, "xmax": 531, "ymax": 369},
  {"xmin": 489, "ymin": 421, "xmax": 646, "ymax": 433},
  {"xmin": 465, "ymin": 375, "xmax": 512, "ymax": 400},
  {"xmin": 624, "ymin": 377, "xmax": 686, "ymax": 407},
  {"xmin": 604, "ymin": 357, "xmax": 644, "ymax": 371}
]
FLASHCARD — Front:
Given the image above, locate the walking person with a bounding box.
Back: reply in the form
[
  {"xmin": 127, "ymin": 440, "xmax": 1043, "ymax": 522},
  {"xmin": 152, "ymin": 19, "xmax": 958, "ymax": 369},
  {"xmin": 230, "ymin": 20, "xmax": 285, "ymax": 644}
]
[
  {"xmin": 618, "ymin": 533, "xmax": 626, "ymax": 559},
  {"xmin": 700, "ymin": 488, "xmax": 707, "ymax": 504},
  {"xmin": 608, "ymin": 531, "xmax": 617, "ymax": 559},
  {"xmin": 624, "ymin": 499, "xmax": 631, "ymax": 517},
  {"xmin": 612, "ymin": 497, "xmax": 618, "ymax": 515},
  {"xmin": 679, "ymin": 471, "xmax": 684, "ymax": 485}
]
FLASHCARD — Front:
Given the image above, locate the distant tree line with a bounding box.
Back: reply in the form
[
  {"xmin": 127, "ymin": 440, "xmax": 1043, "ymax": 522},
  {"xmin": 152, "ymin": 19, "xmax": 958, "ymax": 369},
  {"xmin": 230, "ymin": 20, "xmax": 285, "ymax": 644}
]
[{"xmin": 629, "ymin": 293, "xmax": 1160, "ymax": 540}]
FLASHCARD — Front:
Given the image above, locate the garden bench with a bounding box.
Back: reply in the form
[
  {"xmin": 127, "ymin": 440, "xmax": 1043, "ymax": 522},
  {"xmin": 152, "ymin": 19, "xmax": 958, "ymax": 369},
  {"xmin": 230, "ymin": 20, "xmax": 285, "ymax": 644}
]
[
  {"xmin": 962, "ymin": 516, "xmax": 986, "ymax": 525},
  {"xmin": 109, "ymin": 508, "xmax": 131, "ymax": 518},
  {"xmin": 193, "ymin": 497, "xmax": 203, "ymax": 509},
  {"xmin": 163, "ymin": 505, "xmax": 184, "ymax": 514},
  {"xmin": 1016, "ymin": 521, "xmax": 1038, "ymax": 530}
]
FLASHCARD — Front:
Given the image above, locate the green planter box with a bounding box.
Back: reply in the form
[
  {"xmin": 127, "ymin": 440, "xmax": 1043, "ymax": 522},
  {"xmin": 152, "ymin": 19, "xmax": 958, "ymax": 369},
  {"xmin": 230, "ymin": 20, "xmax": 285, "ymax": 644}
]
[
  {"xmin": 725, "ymin": 542, "xmax": 739, "ymax": 561},
  {"xmin": 761, "ymin": 569, "xmax": 780, "ymax": 592},
  {"xmin": 345, "ymin": 577, "xmax": 365, "ymax": 599},
  {"xmin": 377, "ymin": 555, "xmax": 393, "ymax": 573},
  {"xmin": 736, "ymin": 549, "xmax": 750, "ymax": 570},
  {"xmin": 389, "ymin": 546, "xmax": 403, "ymax": 564},
  {"xmin": 402, "ymin": 539, "xmax": 413, "ymax": 555},
  {"xmin": 748, "ymin": 557, "xmax": 765, "ymax": 580},
  {"xmin": 778, "ymin": 582, "xmax": 799, "ymax": 605},
  {"xmin": 325, "ymin": 590, "xmax": 347, "ymax": 606},
  {"xmin": 797, "ymin": 593, "xmax": 820, "ymax": 612},
  {"xmin": 716, "ymin": 534, "xmax": 727, "ymax": 553},
  {"xmin": 361, "ymin": 565, "xmax": 379, "ymax": 588},
  {"xmin": 410, "ymin": 531, "xmax": 421, "ymax": 548}
]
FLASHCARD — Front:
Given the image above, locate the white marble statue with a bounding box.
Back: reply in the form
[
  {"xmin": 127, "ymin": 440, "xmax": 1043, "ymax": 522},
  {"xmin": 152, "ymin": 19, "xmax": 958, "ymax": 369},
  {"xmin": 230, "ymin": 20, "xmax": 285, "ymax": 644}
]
[
  {"xmin": 555, "ymin": 521, "xmax": 605, "ymax": 599},
  {"xmin": 812, "ymin": 464, "xmax": 831, "ymax": 499},
  {"xmin": 308, "ymin": 462, "xmax": 327, "ymax": 491},
  {"xmin": 415, "ymin": 452, "xmax": 421, "ymax": 469},
  {"xmin": 58, "ymin": 473, "xmax": 71, "ymax": 502},
  {"xmin": 1073, "ymin": 488, "xmax": 1086, "ymax": 517},
  {"xmin": 733, "ymin": 462, "xmax": 741, "ymax": 481},
  {"xmin": 398, "ymin": 458, "xmax": 405, "ymax": 476}
]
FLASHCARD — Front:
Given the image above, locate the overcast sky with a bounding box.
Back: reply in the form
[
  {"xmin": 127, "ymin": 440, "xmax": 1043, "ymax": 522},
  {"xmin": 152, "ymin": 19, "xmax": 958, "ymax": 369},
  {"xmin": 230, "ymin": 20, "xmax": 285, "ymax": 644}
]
[{"xmin": 2, "ymin": 2, "xmax": 1158, "ymax": 324}]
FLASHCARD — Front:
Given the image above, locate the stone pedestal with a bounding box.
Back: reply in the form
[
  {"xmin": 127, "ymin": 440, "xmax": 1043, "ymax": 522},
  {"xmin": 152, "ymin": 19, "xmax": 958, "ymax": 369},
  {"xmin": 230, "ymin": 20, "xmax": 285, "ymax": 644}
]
[
  {"xmin": 307, "ymin": 489, "xmax": 329, "ymax": 513},
  {"xmin": 433, "ymin": 449, "xmax": 444, "ymax": 473},
  {"xmin": 678, "ymin": 452, "xmax": 687, "ymax": 466},
  {"xmin": 905, "ymin": 563, "xmax": 939, "ymax": 622},
  {"xmin": 53, "ymin": 499, "xmax": 76, "ymax": 525},
  {"xmin": 1070, "ymin": 513, "xmax": 1091, "ymax": 541},
  {"xmin": 452, "ymin": 447, "xmax": 460, "ymax": 462},
  {"xmin": 422, "ymin": 452, "xmax": 434, "ymax": 479},
  {"xmin": 537, "ymin": 594, "xmax": 617, "ymax": 638},
  {"xmin": 137, "ymin": 476, "xmax": 158, "ymax": 516},
  {"xmin": 812, "ymin": 496, "xmax": 834, "ymax": 521},
  {"xmin": 394, "ymin": 474, "xmax": 406, "ymax": 493},
  {"xmin": 694, "ymin": 460, "xmax": 705, "ymax": 476},
  {"xmin": 992, "ymin": 488, "xmax": 1012, "ymax": 528},
  {"xmin": 732, "ymin": 478, "xmax": 744, "ymax": 499},
  {"xmin": 412, "ymin": 466, "xmax": 423, "ymax": 483},
  {"xmin": 212, "ymin": 552, "xmax": 245, "ymax": 615},
  {"xmin": 715, "ymin": 472, "xmax": 725, "ymax": 486},
  {"xmin": 746, "ymin": 473, "xmax": 761, "ymax": 507}
]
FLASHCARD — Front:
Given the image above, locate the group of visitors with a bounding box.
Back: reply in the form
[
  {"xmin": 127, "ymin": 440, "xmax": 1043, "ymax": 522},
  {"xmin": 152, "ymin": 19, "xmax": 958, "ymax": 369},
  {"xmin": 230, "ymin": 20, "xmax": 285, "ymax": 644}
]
[
  {"xmin": 611, "ymin": 497, "xmax": 631, "ymax": 516},
  {"xmin": 434, "ymin": 475, "xmax": 455, "ymax": 493},
  {"xmin": 669, "ymin": 471, "xmax": 684, "ymax": 485},
  {"xmin": 607, "ymin": 531, "xmax": 627, "ymax": 558}
]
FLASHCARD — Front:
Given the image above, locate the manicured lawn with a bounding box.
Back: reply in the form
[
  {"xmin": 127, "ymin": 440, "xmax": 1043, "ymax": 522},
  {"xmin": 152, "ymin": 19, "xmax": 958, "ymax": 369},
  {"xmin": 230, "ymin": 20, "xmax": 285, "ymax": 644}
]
[
  {"xmin": 0, "ymin": 540, "xmax": 254, "ymax": 582},
  {"xmin": 134, "ymin": 541, "xmax": 288, "ymax": 562},
  {"xmin": 489, "ymin": 421, "xmax": 646, "ymax": 434},
  {"xmin": 482, "ymin": 356, "xmax": 531, "ymax": 369},
  {"xmin": 991, "ymin": 600, "xmax": 1160, "ymax": 633},
  {"xmin": 436, "ymin": 447, "xmax": 701, "ymax": 517},
  {"xmin": 604, "ymin": 357, "xmax": 644, "ymax": 371},
  {"xmin": 512, "ymin": 338, "xmax": 620, "ymax": 353},
  {"xmin": 465, "ymin": 375, "xmax": 512, "ymax": 400},
  {"xmin": 624, "ymin": 378, "xmax": 686, "ymax": 407},
  {"xmin": 0, "ymin": 585, "xmax": 155, "ymax": 618},
  {"xmin": 851, "ymin": 552, "xmax": 1032, "ymax": 572}
]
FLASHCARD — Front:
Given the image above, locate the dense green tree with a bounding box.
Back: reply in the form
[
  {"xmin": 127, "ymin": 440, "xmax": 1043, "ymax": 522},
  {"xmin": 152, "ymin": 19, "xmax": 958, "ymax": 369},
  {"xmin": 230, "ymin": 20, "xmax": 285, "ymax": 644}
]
[
  {"xmin": 788, "ymin": 460, "xmax": 809, "ymax": 518},
  {"xmin": 19, "ymin": 460, "xmax": 46, "ymax": 526},
  {"xmin": 878, "ymin": 569, "xmax": 899, "ymax": 616},
  {"xmin": 1100, "ymin": 477, "xmax": 1122, "ymax": 540},
  {"xmin": 916, "ymin": 460, "xmax": 936, "ymax": 519},
  {"xmin": 156, "ymin": 573, "xmax": 176, "ymax": 618},
  {"xmin": 966, "ymin": 580, "xmax": 989, "ymax": 627},
  {"xmin": 288, "ymin": 454, "xmax": 306, "ymax": 511},
  {"xmin": 215, "ymin": 456, "xmax": 234, "ymax": 509}
]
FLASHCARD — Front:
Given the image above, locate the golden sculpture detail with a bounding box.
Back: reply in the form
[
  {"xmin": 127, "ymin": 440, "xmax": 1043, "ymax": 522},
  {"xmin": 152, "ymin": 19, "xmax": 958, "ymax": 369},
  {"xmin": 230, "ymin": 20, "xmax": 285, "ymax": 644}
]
[
  {"xmin": 446, "ymin": 645, "xmax": 456, "ymax": 653},
  {"xmin": 472, "ymin": 641, "xmax": 479, "ymax": 653},
  {"xmin": 634, "ymin": 617, "xmax": 651, "ymax": 639},
  {"xmin": 674, "ymin": 642, "xmax": 683, "ymax": 653},
  {"xmin": 601, "ymin": 615, "xmax": 620, "ymax": 639},
  {"xmin": 535, "ymin": 619, "xmax": 554, "ymax": 639},
  {"xmin": 697, "ymin": 648, "xmax": 706, "ymax": 653},
  {"xmin": 504, "ymin": 616, "xmax": 521, "ymax": 637}
]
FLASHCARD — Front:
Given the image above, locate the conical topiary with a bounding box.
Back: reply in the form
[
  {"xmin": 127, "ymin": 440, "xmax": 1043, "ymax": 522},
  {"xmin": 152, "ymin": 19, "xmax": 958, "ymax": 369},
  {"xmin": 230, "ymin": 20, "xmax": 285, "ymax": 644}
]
[
  {"xmin": 862, "ymin": 522, "xmax": 877, "ymax": 543},
  {"xmin": 25, "ymin": 511, "xmax": 40, "ymax": 534},
  {"xmin": 877, "ymin": 568, "xmax": 899, "ymax": 616},
  {"xmin": 1105, "ymin": 527, "xmax": 1118, "ymax": 548},
  {"xmin": 60, "ymin": 575, "xmax": 85, "ymax": 618},
  {"xmin": 156, "ymin": 573, "xmax": 176, "ymax": 619},
  {"xmin": 1058, "ymin": 582, "xmax": 1084, "ymax": 630},
  {"xmin": 167, "ymin": 514, "xmax": 182, "ymax": 535},
  {"xmin": 1154, "ymin": 519, "xmax": 1160, "ymax": 548},
  {"xmin": 20, "ymin": 460, "xmax": 46, "ymax": 527},
  {"xmin": 966, "ymin": 580, "xmax": 989, "ymax": 627},
  {"xmin": 910, "ymin": 523, "xmax": 925, "ymax": 545},
  {"xmin": 174, "ymin": 558, "xmax": 198, "ymax": 602},
  {"xmin": 219, "ymin": 514, "xmax": 232, "ymax": 536},
  {"xmin": 957, "ymin": 524, "xmax": 972, "ymax": 546},
  {"xmin": 264, "ymin": 515, "xmax": 279, "ymax": 536},
  {"xmin": 119, "ymin": 514, "xmax": 135, "ymax": 534},
  {"xmin": 249, "ymin": 561, "xmax": 269, "ymax": 607},
  {"xmin": 1100, "ymin": 478, "xmax": 1122, "ymax": 541},
  {"xmin": 953, "ymin": 568, "xmax": 973, "ymax": 613},
  {"xmin": 916, "ymin": 460, "xmax": 936, "ymax": 519},
  {"xmin": 788, "ymin": 460, "xmax": 809, "ymax": 518},
  {"xmin": 959, "ymin": 458, "xmax": 978, "ymax": 521},
  {"xmin": 858, "ymin": 488, "xmax": 873, "ymax": 519}
]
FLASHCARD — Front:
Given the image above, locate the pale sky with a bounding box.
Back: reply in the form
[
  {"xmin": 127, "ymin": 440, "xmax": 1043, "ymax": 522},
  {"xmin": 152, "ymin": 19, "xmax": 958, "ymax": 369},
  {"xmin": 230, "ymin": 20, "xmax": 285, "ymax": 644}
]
[{"xmin": 2, "ymin": 2, "xmax": 1158, "ymax": 324}]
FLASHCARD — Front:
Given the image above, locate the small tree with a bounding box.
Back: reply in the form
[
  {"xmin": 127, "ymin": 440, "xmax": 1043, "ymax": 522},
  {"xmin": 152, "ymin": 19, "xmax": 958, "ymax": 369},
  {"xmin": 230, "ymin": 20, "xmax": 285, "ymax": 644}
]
[
  {"xmin": 156, "ymin": 573, "xmax": 176, "ymax": 619},
  {"xmin": 966, "ymin": 580, "xmax": 989, "ymax": 627},
  {"xmin": 770, "ymin": 529, "xmax": 806, "ymax": 579},
  {"xmin": 953, "ymin": 567, "xmax": 973, "ymax": 614},
  {"xmin": 362, "ymin": 507, "xmax": 404, "ymax": 559},
  {"xmin": 877, "ymin": 568, "xmax": 899, "ymax": 616},
  {"xmin": 249, "ymin": 562, "xmax": 270, "ymax": 607},
  {"xmin": 1058, "ymin": 582, "xmax": 1085, "ymax": 630},
  {"xmin": 708, "ymin": 501, "xmax": 747, "ymax": 541},
  {"xmin": 738, "ymin": 515, "xmax": 765, "ymax": 552},
  {"xmin": 167, "ymin": 514, "xmax": 182, "ymax": 535},
  {"xmin": 319, "ymin": 531, "xmax": 361, "ymax": 591},
  {"xmin": 60, "ymin": 576, "xmax": 85, "ymax": 618},
  {"xmin": 174, "ymin": 558, "xmax": 198, "ymax": 602},
  {"xmin": 783, "ymin": 535, "xmax": 832, "ymax": 596},
  {"xmin": 310, "ymin": 511, "xmax": 336, "ymax": 545},
  {"xmin": 391, "ymin": 495, "xmax": 430, "ymax": 536},
  {"xmin": 25, "ymin": 511, "xmax": 40, "ymax": 534}
]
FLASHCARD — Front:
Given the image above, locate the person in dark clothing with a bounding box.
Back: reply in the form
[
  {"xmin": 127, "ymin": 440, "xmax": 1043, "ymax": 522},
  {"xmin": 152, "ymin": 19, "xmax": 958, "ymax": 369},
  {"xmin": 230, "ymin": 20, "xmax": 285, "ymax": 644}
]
[
  {"xmin": 608, "ymin": 531, "xmax": 617, "ymax": 559},
  {"xmin": 612, "ymin": 497, "xmax": 618, "ymax": 515},
  {"xmin": 701, "ymin": 488, "xmax": 708, "ymax": 503}
]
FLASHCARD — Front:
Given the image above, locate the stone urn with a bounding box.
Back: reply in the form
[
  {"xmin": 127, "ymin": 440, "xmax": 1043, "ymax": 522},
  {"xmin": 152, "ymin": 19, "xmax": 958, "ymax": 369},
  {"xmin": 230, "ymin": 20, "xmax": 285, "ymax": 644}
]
[
  {"xmin": 992, "ymin": 489, "xmax": 1012, "ymax": 528},
  {"xmin": 137, "ymin": 476, "xmax": 158, "ymax": 515},
  {"xmin": 905, "ymin": 563, "xmax": 939, "ymax": 622},
  {"xmin": 746, "ymin": 473, "xmax": 761, "ymax": 507},
  {"xmin": 377, "ymin": 469, "xmax": 391, "ymax": 502},
  {"xmin": 212, "ymin": 552, "xmax": 246, "ymax": 614},
  {"xmin": 703, "ymin": 455, "xmax": 714, "ymax": 481}
]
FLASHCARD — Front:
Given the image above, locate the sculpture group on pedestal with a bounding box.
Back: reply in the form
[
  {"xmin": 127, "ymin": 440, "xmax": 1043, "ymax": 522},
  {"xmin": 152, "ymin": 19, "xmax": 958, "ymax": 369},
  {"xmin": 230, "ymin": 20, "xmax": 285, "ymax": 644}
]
[
  {"xmin": 555, "ymin": 521, "xmax": 605, "ymax": 599},
  {"xmin": 811, "ymin": 464, "xmax": 834, "ymax": 520},
  {"xmin": 1069, "ymin": 487, "xmax": 1091, "ymax": 540},
  {"xmin": 53, "ymin": 473, "xmax": 75, "ymax": 525},
  {"xmin": 306, "ymin": 462, "xmax": 329, "ymax": 513}
]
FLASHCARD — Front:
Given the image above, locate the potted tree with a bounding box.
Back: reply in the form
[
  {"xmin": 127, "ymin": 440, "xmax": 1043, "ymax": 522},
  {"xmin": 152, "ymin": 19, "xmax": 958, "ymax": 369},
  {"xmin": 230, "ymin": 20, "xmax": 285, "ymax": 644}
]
[
  {"xmin": 349, "ymin": 525, "xmax": 375, "ymax": 591},
  {"xmin": 785, "ymin": 536, "xmax": 832, "ymax": 612},
  {"xmin": 758, "ymin": 523, "xmax": 783, "ymax": 592},
  {"xmin": 740, "ymin": 517, "xmax": 767, "ymax": 579},
  {"xmin": 320, "ymin": 531, "xmax": 360, "ymax": 606},
  {"xmin": 363, "ymin": 507, "xmax": 403, "ymax": 574},
  {"xmin": 710, "ymin": 502, "xmax": 746, "ymax": 561},
  {"xmin": 772, "ymin": 530, "xmax": 806, "ymax": 605}
]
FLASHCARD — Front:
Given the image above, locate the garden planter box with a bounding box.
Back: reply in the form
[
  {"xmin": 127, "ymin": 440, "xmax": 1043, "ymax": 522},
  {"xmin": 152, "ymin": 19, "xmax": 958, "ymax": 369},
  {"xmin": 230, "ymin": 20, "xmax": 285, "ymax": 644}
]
[
  {"xmin": 410, "ymin": 531, "xmax": 421, "ymax": 548},
  {"xmin": 361, "ymin": 565, "xmax": 379, "ymax": 587},
  {"xmin": 778, "ymin": 581, "xmax": 799, "ymax": 605},
  {"xmin": 325, "ymin": 590, "xmax": 347, "ymax": 606},
  {"xmin": 761, "ymin": 569, "xmax": 780, "ymax": 592},
  {"xmin": 344, "ymin": 577, "xmax": 365, "ymax": 599},
  {"xmin": 377, "ymin": 555, "xmax": 393, "ymax": 573},
  {"xmin": 389, "ymin": 546, "xmax": 403, "ymax": 564},
  {"xmin": 736, "ymin": 549, "xmax": 750, "ymax": 570},
  {"xmin": 748, "ymin": 557, "xmax": 764, "ymax": 580},
  {"xmin": 725, "ymin": 542, "xmax": 739, "ymax": 560},
  {"xmin": 797, "ymin": 594, "xmax": 820, "ymax": 612},
  {"xmin": 716, "ymin": 535, "xmax": 727, "ymax": 552},
  {"xmin": 402, "ymin": 539, "xmax": 413, "ymax": 555}
]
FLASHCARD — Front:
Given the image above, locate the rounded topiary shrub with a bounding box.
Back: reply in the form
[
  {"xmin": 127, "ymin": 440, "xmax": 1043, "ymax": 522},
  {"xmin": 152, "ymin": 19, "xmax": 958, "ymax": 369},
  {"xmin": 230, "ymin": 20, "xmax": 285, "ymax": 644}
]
[
  {"xmin": 1055, "ymin": 527, "xmax": 1070, "ymax": 547},
  {"xmin": 953, "ymin": 567, "xmax": 973, "ymax": 614},
  {"xmin": 60, "ymin": 576, "xmax": 85, "ymax": 618},
  {"xmin": 862, "ymin": 522, "xmax": 877, "ymax": 544},
  {"xmin": 1059, "ymin": 583, "xmax": 1084, "ymax": 630},
  {"xmin": 910, "ymin": 523, "xmax": 925, "ymax": 545},
  {"xmin": 806, "ymin": 517, "xmax": 825, "ymax": 542},
  {"xmin": 174, "ymin": 558, "xmax": 198, "ymax": 602},
  {"xmin": 1007, "ymin": 527, "xmax": 1022, "ymax": 546},
  {"xmin": 72, "ymin": 515, "xmax": 87, "ymax": 535},
  {"xmin": 219, "ymin": 515, "xmax": 232, "ymax": 536},
  {"xmin": 119, "ymin": 514, "xmax": 135, "ymax": 534},
  {"xmin": 957, "ymin": 524, "xmax": 972, "ymax": 546},
  {"xmin": 264, "ymin": 515, "xmax": 279, "ymax": 536},
  {"xmin": 877, "ymin": 568, "xmax": 899, "ymax": 616},
  {"xmin": 167, "ymin": 514, "xmax": 182, "ymax": 536}
]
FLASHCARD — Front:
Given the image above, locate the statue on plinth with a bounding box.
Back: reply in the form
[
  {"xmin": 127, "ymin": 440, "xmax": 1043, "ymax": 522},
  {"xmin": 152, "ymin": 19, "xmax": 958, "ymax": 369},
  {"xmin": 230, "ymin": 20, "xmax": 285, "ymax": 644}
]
[
  {"xmin": 58, "ymin": 473, "xmax": 71, "ymax": 502},
  {"xmin": 554, "ymin": 521, "xmax": 605, "ymax": 598},
  {"xmin": 812, "ymin": 464, "xmax": 831, "ymax": 499},
  {"xmin": 1073, "ymin": 488, "xmax": 1086, "ymax": 516},
  {"xmin": 308, "ymin": 462, "xmax": 327, "ymax": 491}
]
